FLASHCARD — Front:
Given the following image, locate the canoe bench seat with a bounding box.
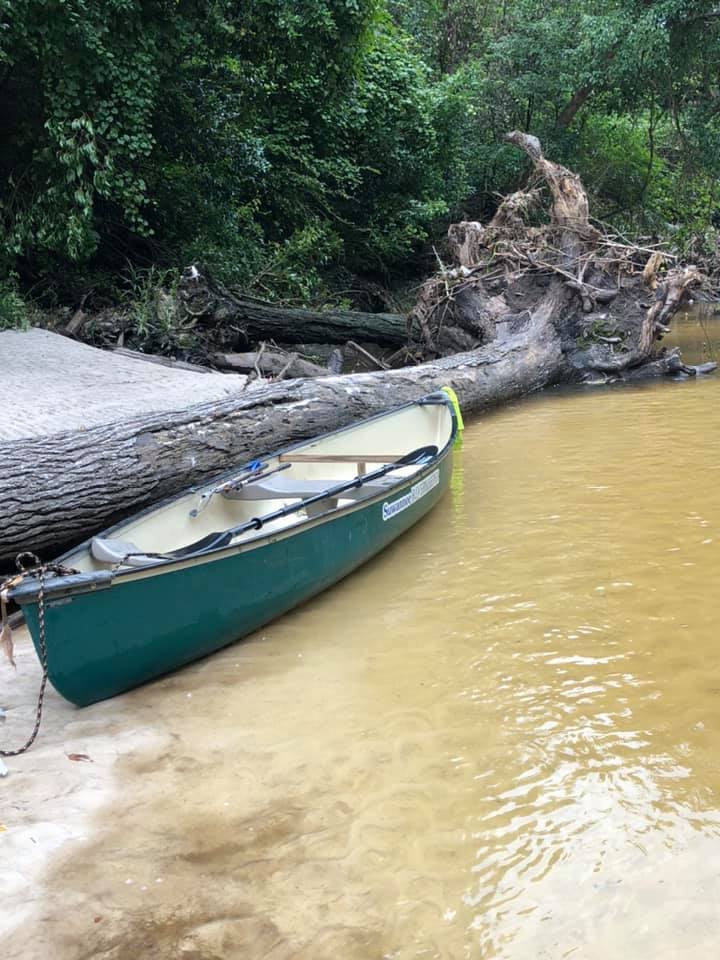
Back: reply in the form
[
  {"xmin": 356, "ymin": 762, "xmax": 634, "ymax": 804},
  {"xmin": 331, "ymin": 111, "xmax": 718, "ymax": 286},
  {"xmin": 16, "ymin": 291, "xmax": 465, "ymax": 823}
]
[
  {"xmin": 221, "ymin": 473, "xmax": 398, "ymax": 502},
  {"xmin": 90, "ymin": 537, "xmax": 163, "ymax": 567}
]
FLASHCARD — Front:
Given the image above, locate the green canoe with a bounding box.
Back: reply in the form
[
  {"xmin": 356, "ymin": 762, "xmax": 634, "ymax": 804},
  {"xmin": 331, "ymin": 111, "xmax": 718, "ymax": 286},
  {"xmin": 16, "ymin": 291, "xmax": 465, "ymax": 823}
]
[{"xmin": 11, "ymin": 393, "xmax": 458, "ymax": 705}]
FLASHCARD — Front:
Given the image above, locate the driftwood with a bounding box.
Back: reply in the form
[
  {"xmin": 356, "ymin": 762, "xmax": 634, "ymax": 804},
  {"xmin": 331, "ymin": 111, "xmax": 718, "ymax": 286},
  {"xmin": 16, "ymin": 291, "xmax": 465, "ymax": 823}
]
[
  {"xmin": 2, "ymin": 133, "xmax": 712, "ymax": 563},
  {"xmin": 211, "ymin": 350, "xmax": 328, "ymax": 379},
  {"xmin": 181, "ymin": 283, "xmax": 408, "ymax": 348},
  {"xmin": 235, "ymin": 299, "xmax": 407, "ymax": 346},
  {"xmin": 345, "ymin": 341, "xmax": 390, "ymax": 370}
]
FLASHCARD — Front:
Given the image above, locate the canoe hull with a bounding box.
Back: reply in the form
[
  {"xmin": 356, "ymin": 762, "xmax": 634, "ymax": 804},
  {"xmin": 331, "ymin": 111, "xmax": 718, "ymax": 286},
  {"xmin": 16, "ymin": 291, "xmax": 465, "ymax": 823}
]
[{"xmin": 22, "ymin": 454, "xmax": 452, "ymax": 705}]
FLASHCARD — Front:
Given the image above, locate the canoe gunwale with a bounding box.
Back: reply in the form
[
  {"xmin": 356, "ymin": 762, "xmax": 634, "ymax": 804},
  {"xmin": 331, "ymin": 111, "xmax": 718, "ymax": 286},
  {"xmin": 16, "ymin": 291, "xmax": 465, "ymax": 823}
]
[{"xmin": 11, "ymin": 393, "xmax": 458, "ymax": 606}]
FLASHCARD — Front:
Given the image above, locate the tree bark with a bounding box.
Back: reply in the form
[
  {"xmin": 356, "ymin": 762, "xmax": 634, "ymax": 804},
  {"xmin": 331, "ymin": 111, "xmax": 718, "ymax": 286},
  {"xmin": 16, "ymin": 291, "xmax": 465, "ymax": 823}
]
[
  {"xmin": 193, "ymin": 289, "xmax": 409, "ymax": 347},
  {"xmin": 211, "ymin": 350, "xmax": 328, "ymax": 379},
  {"xmin": 0, "ymin": 324, "xmax": 562, "ymax": 564},
  {"xmin": 235, "ymin": 299, "xmax": 408, "ymax": 346}
]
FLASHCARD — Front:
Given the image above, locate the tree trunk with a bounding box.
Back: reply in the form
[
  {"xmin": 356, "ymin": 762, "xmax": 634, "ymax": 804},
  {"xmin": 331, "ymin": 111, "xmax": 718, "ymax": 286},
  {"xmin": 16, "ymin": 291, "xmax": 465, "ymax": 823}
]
[
  {"xmin": 232, "ymin": 299, "xmax": 408, "ymax": 346},
  {"xmin": 0, "ymin": 325, "xmax": 561, "ymax": 565},
  {"xmin": 555, "ymin": 44, "xmax": 620, "ymax": 129},
  {"xmin": 556, "ymin": 84, "xmax": 595, "ymax": 129},
  {"xmin": 188, "ymin": 286, "xmax": 409, "ymax": 347},
  {"xmin": 70, "ymin": 286, "xmax": 409, "ymax": 356},
  {"xmin": 3, "ymin": 133, "xmax": 711, "ymax": 564}
]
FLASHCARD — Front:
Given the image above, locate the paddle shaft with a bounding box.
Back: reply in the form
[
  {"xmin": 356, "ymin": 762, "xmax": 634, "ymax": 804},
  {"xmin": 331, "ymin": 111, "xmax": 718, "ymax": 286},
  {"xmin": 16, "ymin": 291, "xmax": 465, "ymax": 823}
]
[{"xmin": 172, "ymin": 445, "xmax": 437, "ymax": 558}]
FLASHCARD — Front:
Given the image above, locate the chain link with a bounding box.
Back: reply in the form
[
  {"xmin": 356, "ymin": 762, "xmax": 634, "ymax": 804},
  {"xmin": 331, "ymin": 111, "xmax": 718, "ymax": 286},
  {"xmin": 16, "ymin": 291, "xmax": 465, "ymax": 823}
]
[{"xmin": 1, "ymin": 553, "xmax": 78, "ymax": 757}]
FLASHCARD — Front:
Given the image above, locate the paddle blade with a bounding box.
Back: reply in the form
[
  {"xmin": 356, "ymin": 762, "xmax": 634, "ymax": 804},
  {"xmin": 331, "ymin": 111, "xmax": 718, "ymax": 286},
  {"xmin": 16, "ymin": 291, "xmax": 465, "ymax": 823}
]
[
  {"xmin": 169, "ymin": 530, "xmax": 233, "ymax": 559},
  {"xmin": 399, "ymin": 445, "xmax": 438, "ymax": 465}
]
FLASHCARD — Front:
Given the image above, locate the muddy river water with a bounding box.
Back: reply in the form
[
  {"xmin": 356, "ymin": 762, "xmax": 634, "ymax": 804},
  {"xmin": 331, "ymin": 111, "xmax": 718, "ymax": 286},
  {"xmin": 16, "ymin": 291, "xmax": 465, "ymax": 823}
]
[{"xmin": 2, "ymin": 309, "xmax": 720, "ymax": 959}]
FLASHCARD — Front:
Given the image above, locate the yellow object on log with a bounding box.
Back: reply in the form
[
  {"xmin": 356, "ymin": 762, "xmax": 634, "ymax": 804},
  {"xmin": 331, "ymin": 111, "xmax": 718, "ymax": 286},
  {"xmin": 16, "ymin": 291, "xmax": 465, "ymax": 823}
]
[{"xmin": 441, "ymin": 386, "xmax": 465, "ymax": 432}]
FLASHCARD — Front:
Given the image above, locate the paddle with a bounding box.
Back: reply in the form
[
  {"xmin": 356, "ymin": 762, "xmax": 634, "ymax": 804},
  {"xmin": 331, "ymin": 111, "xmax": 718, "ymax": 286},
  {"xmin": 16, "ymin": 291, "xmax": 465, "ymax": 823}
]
[
  {"xmin": 170, "ymin": 444, "xmax": 439, "ymax": 560},
  {"xmin": 189, "ymin": 459, "xmax": 269, "ymax": 517}
]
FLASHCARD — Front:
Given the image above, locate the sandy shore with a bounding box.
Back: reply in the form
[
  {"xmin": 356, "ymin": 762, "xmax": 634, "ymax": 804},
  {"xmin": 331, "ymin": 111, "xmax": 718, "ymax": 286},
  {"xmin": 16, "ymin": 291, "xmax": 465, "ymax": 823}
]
[
  {"xmin": 1, "ymin": 628, "xmax": 168, "ymax": 952},
  {"xmin": 0, "ymin": 607, "xmax": 393, "ymax": 960}
]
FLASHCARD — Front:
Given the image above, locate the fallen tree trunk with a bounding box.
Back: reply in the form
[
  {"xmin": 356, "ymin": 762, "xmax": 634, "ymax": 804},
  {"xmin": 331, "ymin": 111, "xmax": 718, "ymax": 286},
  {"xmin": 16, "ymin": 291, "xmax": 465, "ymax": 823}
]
[
  {"xmin": 211, "ymin": 349, "xmax": 329, "ymax": 379},
  {"xmin": 182, "ymin": 283, "xmax": 409, "ymax": 347},
  {"xmin": 233, "ymin": 299, "xmax": 407, "ymax": 346},
  {"xmin": 3, "ymin": 133, "xmax": 712, "ymax": 563},
  {"xmin": 0, "ymin": 321, "xmax": 561, "ymax": 564},
  {"xmin": 68, "ymin": 286, "xmax": 409, "ymax": 356}
]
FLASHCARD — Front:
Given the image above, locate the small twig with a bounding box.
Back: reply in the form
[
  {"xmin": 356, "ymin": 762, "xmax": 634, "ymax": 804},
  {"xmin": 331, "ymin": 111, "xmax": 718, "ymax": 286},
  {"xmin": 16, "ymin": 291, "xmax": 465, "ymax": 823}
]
[
  {"xmin": 433, "ymin": 245, "xmax": 452, "ymax": 302},
  {"xmin": 695, "ymin": 308, "xmax": 718, "ymax": 361},
  {"xmin": 345, "ymin": 340, "xmax": 389, "ymax": 370},
  {"xmin": 254, "ymin": 341, "xmax": 266, "ymax": 379},
  {"xmin": 432, "ymin": 245, "xmax": 447, "ymax": 274},
  {"xmin": 273, "ymin": 352, "xmax": 298, "ymax": 380}
]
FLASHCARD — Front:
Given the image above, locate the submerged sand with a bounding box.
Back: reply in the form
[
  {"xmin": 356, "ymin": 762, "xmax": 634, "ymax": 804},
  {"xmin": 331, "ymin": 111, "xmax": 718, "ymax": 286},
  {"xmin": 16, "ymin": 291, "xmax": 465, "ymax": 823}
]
[{"xmin": 0, "ymin": 612, "xmax": 398, "ymax": 960}]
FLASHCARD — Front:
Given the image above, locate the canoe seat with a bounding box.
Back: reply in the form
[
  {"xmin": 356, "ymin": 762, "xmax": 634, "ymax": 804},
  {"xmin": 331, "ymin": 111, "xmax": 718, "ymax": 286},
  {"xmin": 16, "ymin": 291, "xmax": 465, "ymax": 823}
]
[
  {"xmin": 221, "ymin": 473, "xmax": 398, "ymax": 502},
  {"xmin": 91, "ymin": 537, "xmax": 162, "ymax": 568}
]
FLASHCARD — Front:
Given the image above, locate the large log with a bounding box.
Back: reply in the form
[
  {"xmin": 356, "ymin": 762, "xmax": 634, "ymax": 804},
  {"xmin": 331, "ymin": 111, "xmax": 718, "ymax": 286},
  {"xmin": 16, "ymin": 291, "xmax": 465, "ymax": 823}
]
[
  {"xmin": 187, "ymin": 282, "xmax": 409, "ymax": 347},
  {"xmin": 231, "ymin": 299, "xmax": 408, "ymax": 346},
  {"xmin": 70, "ymin": 285, "xmax": 409, "ymax": 354},
  {"xmin": 0, "ymin": 320, "xmax": 562, "ymax": 564}
]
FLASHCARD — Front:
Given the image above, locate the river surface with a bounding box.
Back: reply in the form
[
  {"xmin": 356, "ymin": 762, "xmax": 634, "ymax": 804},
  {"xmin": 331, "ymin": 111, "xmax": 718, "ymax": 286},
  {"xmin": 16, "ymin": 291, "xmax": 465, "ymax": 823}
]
[{"xmin": 3, "ymin": 309, "xmax": 720, "ymax": 959}]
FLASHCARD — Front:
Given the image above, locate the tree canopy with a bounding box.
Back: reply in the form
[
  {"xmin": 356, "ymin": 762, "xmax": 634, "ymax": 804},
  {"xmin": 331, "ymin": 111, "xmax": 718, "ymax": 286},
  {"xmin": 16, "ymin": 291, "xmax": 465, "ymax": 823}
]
[{"xmin": 3, "ymin": 0, "xmax": 720, "ymax": 318}]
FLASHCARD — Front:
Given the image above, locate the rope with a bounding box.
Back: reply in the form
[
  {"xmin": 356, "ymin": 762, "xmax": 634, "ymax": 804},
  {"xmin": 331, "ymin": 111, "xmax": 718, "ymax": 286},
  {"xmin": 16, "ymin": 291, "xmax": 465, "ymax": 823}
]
[{"xmin": 1, "ymin": 552, "xmax": 78, "ymax": 757}]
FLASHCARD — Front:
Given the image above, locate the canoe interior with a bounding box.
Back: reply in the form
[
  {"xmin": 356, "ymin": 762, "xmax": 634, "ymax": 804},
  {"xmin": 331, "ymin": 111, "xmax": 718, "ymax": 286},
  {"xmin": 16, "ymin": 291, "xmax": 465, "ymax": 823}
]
[{"xmin": 63, "ymin": 399, "xmax": 455, "ymax": 574}]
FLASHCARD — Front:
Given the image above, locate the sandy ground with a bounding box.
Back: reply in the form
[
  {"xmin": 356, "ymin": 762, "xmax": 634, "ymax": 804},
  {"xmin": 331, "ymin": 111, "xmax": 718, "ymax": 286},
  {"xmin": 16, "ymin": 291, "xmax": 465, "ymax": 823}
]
[
  {"xmin": 0, "ymin": 612, "xmax": 391, "ymax": 960},
  {"xmin": 0, "ymin": 328, "xmax": 246, "ymax": 441},
  {"xmin": 0, "ymin": 628, "xmax": 168, "ymax": 951}
]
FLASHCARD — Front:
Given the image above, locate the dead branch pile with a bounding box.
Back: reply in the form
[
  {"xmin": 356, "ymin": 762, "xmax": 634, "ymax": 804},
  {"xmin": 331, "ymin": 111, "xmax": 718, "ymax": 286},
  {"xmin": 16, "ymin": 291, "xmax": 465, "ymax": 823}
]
[{"xmin": 408, "ymin": 131, "xmax": 708, "ymax": 381}]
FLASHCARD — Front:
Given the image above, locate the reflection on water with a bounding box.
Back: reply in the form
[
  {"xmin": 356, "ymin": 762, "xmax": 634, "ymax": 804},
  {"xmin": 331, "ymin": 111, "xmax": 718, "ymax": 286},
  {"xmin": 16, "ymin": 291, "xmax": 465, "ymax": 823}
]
[
  {"xmin": 666, "ymin": 302, "xmax": 720, "ymax": 364},
  {"xmin": 8, "ymin": 310, "xmax": 720, "ymax": 959}
]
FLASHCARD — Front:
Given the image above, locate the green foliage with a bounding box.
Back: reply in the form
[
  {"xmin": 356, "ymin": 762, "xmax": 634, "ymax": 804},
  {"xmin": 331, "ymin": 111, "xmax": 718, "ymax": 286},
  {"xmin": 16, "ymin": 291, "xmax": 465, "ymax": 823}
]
[
  {"xmin": 0, "ymin": 0, "xmax": 168, "ymax": 263},
  {"xmin": 335, "ymin": 25, "xmax": 451, "ymax": 266},
  {"xmin": 0, "ymin": 276, "xmax": 28, "ymax": 330},
  {"xmin": 120, "ymin": 265, "xmax": 194, "ymax": 354},
  {"xmin": 5, "ymin": 0, "xmax": 720, "ymax": 308},
  {"xmin": 243, "ymin": 220, "xmax": 345, "ymax": 304}
]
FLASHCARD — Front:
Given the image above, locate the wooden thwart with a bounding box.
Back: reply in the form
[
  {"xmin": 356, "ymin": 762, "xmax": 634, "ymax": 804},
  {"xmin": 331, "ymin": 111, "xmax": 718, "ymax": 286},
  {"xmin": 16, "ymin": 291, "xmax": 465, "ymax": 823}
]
[{"xmin": 278, "ymin": 453, "xmax": 403, "ymax": 463}]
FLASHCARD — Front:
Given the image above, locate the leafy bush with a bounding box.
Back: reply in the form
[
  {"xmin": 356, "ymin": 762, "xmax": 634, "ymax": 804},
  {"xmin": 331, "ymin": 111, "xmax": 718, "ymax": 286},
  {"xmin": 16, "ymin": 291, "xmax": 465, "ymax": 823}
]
[
  {"xmin": 121, "ymin": 266, "xmax": 195, "ymax": 354},
  {"xmin": 0, "ymin": 276, "xmax": 29, "ymax": 330}
]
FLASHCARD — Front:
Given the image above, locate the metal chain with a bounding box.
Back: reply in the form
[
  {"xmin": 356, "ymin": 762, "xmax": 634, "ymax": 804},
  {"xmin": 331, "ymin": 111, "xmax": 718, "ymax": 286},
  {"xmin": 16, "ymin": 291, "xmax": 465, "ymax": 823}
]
[{"xmin": 1, "ymin": 553, "xmax": 77, "ymax": 757}]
